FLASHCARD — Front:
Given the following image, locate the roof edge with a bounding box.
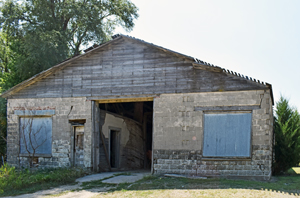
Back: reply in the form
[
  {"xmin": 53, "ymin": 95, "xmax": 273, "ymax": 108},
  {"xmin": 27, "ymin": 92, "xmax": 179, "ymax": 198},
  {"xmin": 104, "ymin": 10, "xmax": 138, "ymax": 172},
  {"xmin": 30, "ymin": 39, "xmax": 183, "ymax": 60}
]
[
  {"xmin": 1, "ymin": 34, "xmax": 273, "ymax": 102},
  {"xmin": 1, "ymin": 36, "xmax": 123, "ymax": 98},
  {"xmin": 117, "ymin": 34, "xmax": 271, "ymax": 90},
  {"xmin": 266, "ymin": 83, "xmax": 274, "ymax": 105},
  {"xmin": 221, "ymin": 68, "xmax": 270, "ymax": 88}
]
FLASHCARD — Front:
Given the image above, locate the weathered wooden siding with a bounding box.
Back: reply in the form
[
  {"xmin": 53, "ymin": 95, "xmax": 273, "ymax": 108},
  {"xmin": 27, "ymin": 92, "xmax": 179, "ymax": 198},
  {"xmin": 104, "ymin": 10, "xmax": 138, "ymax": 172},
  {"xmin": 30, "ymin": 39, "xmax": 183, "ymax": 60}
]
[{"xmin": 10, "ymin": 37, "xmax": 266, "ymax": 99}]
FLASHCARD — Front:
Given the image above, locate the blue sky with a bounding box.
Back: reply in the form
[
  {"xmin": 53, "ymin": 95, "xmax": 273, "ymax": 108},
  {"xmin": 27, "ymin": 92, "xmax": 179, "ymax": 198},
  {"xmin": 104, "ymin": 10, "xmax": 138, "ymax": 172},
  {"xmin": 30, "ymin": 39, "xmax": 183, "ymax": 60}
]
[{"xmin": 115, "ymin": 0, "xmax": 300, "ymax": 111}]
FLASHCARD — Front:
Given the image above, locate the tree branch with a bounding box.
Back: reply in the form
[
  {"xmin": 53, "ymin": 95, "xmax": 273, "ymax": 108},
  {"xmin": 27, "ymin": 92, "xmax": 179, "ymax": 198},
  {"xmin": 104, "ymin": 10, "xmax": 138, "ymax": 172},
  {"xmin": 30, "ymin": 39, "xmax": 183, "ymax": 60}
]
[
  {"xmin": 0, "ymin": 135, "xmax": 7, "ymax": 142},
  {"xmin": 74, "ymin": 29, "xmax": 88, "ymax": 55}
]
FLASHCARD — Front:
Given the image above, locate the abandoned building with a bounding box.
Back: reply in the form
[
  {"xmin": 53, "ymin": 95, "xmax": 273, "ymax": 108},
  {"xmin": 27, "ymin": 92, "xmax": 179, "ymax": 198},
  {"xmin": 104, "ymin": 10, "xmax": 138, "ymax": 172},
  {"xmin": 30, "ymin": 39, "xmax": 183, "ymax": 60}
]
[{"xmin": 1, "ymin": 34, "xmax": 274, "ymax": 179}]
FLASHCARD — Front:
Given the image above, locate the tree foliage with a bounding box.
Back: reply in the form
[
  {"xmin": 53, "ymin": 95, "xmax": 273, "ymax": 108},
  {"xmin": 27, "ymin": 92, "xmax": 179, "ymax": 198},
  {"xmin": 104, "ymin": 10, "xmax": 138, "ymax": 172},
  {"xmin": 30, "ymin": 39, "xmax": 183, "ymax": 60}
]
[
  {"xmin": 273, "ymin": 96, "xmax": 300, "ymax": 174},
  {"xmin": 0, "ymin": 97, "xmax": 6, "ymax": 165},
  {"xmin": 0, "ymin": 0, "xmax": 138, "ymax": 162},
  {"xmin": 0, "ymin": 0, "xmax": 138, "ymax": 82}
]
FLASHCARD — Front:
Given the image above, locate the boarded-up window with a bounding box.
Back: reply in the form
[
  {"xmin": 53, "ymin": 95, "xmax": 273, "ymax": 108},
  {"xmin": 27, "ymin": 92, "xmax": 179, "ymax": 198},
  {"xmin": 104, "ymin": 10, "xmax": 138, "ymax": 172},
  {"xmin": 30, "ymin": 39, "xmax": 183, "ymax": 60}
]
[
  {"xmin": 203, "ymin": 113, "xmax": 251, "ymax": 157},
  {"xmin": 20, "ymin": 117, "xmax": 52, "ymax": 154}
]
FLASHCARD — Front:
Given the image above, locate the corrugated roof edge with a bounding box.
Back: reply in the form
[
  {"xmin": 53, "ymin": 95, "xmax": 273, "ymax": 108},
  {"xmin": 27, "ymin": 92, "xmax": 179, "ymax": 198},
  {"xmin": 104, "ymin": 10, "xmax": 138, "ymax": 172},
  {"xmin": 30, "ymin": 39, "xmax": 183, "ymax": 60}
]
[
  {"xmin": 114, "ymin": 34, "xmax": 270, "ymax": 87},
  {"xmin": 113, "ymin": 34, "xmax": 274, "ymax": 105}
]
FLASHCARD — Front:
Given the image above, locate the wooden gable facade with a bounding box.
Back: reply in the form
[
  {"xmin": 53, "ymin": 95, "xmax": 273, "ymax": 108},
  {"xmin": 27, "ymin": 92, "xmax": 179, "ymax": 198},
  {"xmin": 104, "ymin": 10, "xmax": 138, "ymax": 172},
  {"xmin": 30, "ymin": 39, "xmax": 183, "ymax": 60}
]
[
  {"xmin": 2, "ymin": 35, "xmax": 274, "ymax": 179},
  {"xmin": 2, "ymin": 35, "xmax": 270, "ymax": 99}
]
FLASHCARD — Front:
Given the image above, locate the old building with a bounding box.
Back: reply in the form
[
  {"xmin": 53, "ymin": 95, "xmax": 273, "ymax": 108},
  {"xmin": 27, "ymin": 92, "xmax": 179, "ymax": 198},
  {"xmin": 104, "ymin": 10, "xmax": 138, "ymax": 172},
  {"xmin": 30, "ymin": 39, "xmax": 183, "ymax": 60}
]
[{"xmin": 1, "ymin": 34, "xmax": 273, "ymax": 179}]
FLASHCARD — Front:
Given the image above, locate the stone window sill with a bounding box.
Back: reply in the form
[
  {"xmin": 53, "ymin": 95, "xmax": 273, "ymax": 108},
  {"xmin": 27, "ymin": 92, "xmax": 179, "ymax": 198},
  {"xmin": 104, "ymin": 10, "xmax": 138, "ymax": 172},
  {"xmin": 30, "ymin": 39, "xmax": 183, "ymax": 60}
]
[
  {"xmin": 202, "ymin": 157, "xmax": 251, "ymax": 161},
  {"xmin": 19, "ymin": 153, "xmax": 52, "ymax": 158}
]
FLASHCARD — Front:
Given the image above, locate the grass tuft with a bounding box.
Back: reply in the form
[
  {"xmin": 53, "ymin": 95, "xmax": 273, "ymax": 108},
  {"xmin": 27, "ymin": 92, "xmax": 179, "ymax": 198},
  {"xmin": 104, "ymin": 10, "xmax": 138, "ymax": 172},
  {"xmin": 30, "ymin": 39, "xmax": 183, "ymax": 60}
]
[{"xmin": 0, "ymin": 163, "xmax": 86, "ymax": 197}]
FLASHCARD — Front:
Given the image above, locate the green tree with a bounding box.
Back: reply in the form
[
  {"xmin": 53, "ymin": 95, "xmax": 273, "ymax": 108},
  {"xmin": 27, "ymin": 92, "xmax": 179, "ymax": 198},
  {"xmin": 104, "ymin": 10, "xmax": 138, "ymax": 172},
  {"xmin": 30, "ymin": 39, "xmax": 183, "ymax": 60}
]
[
  {"xmin": 0, "ymin": 30, "xmax": 16, "ymax": 163},
  {"xmin": 273, "ymin": 96, "xmax": 300, "ymax": 174},
  {"xmin": 0, "ymin": 0, "xmax": 139, "ymax": 163},
  {"xmin": 0, "ymin": 0, "xmax": 138, "ymax": 81},
  {"xmin": 0, "ymin": 97, "xmax": 6, "ymax": 164}
]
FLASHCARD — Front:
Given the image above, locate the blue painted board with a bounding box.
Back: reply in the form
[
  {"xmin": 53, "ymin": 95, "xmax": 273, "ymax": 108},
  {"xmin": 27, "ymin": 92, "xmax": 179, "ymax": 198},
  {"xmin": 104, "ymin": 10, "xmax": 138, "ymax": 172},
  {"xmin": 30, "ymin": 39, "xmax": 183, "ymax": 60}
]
[
  {"xmin": 19, "ymin": 117, "xmax": 52, "ymax": 154},
  {"xmin": 203, "ymin": 113, "xmax": 251, "ymax": 157}
]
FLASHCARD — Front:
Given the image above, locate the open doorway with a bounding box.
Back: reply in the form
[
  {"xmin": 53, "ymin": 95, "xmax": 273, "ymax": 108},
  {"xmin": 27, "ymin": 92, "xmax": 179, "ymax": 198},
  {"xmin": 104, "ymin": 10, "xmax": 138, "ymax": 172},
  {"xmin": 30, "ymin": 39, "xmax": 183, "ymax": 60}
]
[
  {"xmin": 109, "ymin": 129, "xmax": 120, "ymax": 168},
  {"xmin": 98, "ymin": 101, "xmax": 153, "ymax": 172},
  {"xmin": 69, "ymin": 119, "xmax": 86, "ymax": 168}
]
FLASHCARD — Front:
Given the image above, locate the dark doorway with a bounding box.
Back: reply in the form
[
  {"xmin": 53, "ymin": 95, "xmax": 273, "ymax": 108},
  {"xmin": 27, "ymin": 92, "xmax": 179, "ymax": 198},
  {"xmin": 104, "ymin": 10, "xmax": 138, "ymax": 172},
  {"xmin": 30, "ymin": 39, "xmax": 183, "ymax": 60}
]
[
  {"xmin": 110, "ymin": 129, "xmax": 120, "ymax": 168},
  {"xmin": 98, "ymin": 101, "xmax": 153, "ymax": 171}
]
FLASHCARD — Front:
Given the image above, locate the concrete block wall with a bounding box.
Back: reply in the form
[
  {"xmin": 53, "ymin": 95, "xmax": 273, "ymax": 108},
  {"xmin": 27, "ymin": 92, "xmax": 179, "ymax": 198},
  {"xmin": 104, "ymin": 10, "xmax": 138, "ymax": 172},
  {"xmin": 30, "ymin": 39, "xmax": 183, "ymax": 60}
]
[
  {"xmin": 153, "ymin": 90, "xmax": 273, "ymax": 179},
  {"xmin": 6, "ymin": 97, "xmax": 92, "ymax": 168}
]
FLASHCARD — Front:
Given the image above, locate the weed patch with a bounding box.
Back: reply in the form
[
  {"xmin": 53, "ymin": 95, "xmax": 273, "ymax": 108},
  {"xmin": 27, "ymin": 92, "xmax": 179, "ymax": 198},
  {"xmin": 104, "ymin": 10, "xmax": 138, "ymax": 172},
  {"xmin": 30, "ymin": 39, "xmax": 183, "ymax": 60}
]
[
  {"xmin": 87, "ymin": 174, "xmax": 300, "ymax": 197},
  {"xmin": 101, "ymin": 174, "xmax": 300, "ymax": 196},
  {"xmin": 0, "ymin": 163, "xmax": 86, "ymax": 197}
]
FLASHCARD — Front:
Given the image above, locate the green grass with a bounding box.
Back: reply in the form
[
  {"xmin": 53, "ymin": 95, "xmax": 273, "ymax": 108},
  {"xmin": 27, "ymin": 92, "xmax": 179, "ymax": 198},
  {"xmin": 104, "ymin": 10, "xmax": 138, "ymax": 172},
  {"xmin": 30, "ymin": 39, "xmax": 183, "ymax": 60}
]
[
  {"xmin": 0, "ymin": 163, "xmax": 87, "ymax": 197},
  {"xmin": 94, "ymin": 174, "xmax": 300, "ymax": 196},
  {"xmin": 134, "ymin": 176, "xmax": 295, "ymax": 192},
  {"xmin": 1, "ymin": 163, "xmax": 300, "ymax": 197},
  {"xmin": 80, "ymin": 173, "xmax": 300, "ymax": 197},
  {"xmin": 94, "ymin": 175, "xmax": 300, "ymax": 197}
]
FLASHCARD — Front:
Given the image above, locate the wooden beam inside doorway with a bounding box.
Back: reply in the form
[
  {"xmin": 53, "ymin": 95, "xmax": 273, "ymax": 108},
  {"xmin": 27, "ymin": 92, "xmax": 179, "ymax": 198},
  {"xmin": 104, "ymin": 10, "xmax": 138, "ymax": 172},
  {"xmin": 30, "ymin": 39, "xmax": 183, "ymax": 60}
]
[{"xmin": 97, "ymin": 97, "xmax": 154, "ymax": 104}]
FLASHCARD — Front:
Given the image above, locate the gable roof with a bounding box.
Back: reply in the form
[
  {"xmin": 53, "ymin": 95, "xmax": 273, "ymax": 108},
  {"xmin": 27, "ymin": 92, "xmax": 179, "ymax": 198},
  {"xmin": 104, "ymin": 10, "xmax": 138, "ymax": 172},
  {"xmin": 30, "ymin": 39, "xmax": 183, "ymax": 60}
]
[{"xmin": 0, "ymin": 34, "xmax": 273, "ymax": 104}]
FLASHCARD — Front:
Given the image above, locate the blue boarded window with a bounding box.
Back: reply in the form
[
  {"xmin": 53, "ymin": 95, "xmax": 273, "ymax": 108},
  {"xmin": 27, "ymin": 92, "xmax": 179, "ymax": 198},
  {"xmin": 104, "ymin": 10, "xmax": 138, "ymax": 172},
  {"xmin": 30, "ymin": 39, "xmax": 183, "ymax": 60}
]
[
  {"xmin": 203, "ymin": 113, "xmax": 251, "ymax": 157},
  {"xmin": 19, "ymin": 117, "xmax": 52, "ymax": 155}
]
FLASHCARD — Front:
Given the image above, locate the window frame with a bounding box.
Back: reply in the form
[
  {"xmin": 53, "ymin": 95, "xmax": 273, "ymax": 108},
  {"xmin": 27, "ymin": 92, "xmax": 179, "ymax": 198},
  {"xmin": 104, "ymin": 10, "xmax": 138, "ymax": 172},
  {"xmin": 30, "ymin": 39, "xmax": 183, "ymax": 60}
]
[
  {"xmin": 18, "ymin": 115, "xmax": 53, "ymax": 157},
  {"xmin": 202, "ymin": 110, "xmax": 253, "ymax": 159}
]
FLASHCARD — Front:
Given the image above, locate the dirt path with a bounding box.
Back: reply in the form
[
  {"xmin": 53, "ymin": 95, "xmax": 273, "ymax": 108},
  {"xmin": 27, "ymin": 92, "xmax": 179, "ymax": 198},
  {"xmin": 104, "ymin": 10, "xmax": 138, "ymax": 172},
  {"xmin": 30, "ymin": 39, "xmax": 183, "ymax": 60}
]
[
  {"xmin": 4, "ymin": 171, "xmax": 150, "ymax": 198},
  {"xmin": 4, "ymin": 183, "xmax": 84, "ymax": 198}
]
